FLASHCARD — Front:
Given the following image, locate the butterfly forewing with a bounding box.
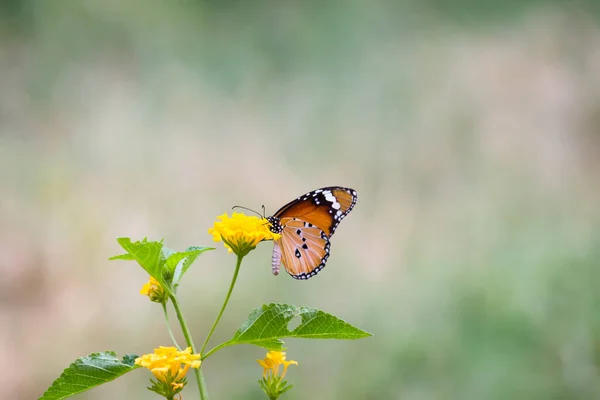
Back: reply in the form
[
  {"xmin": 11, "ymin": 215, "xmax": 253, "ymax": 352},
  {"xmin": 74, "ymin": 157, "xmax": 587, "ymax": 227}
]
[
  {"xmin": 273, "ymin": 187, "xmax": 357, "ymax": 236},
  {"xmin": 267, "ymin": 186, "xmax": 357, "ymax": 280}
]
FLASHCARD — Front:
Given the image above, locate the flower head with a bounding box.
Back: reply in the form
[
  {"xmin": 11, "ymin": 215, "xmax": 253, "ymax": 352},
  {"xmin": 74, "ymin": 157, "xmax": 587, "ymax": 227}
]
[
  {"xmin": 208, "ymin": 212, "xmax": 280, "ymax": 257},
  {"xmin": 257, "ymin": 350, "xmax": 298, "ymax": 399},
  {"xmin": 140, "ymin": 276, "xmax": 168, "ymax": 304},
  {"xmin": 135, "ymin": 346, "xmax": 201, "ymax": 398},
  {"xmin": 257, "ymin": 350, "xmax": 298, "ymax": 379}
]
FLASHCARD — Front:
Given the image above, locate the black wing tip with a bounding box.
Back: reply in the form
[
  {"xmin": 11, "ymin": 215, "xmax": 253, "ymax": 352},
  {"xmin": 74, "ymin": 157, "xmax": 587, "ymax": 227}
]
[
  {"xmin": 325, "ymin": 187, "xmax": 359, "ymax": 208},
  {"xmin": 313, "ymin": 186, "xmax": 358, "ymax": 196},
  {"xmin": 326, "ymin": 187, "xmax": 358, "ymax": 235}
]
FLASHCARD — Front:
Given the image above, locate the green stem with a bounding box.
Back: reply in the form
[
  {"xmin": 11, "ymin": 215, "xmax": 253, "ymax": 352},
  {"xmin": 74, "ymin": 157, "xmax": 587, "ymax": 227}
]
[
  {"xmin": 162, "ymin": 302, "xmax": 182, "ymax": 350},
  {"xmin": 201, "ymin": 344, "xmax": 226, "ymax": 361},
  {"xmin": 170, "ymin": 293, "xmax": 209, "ymax": 400},
  {"xmin": 200, "ymin": 255, "xmax": 243, "ymax": 355},
  {"xmin": 201, "ymin": 339, "xmax": 237, "ymax": 361}
]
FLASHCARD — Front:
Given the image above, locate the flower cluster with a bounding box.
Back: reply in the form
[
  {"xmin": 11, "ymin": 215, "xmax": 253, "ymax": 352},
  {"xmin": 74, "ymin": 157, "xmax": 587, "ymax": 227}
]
[
  {"xmin": 135, "ymin": 346, "xmax": 201, "ymax": 398},
  {"xmin": 208, "ymin": 212, "xmax": 280, "ymax": 257},
  {"xmin": 257, "ymin": 351, "xmax": 298, "ymax": 400},
  {"xmin": 140, "ymin": 276, "xmax": 168, "ymax": 304}
]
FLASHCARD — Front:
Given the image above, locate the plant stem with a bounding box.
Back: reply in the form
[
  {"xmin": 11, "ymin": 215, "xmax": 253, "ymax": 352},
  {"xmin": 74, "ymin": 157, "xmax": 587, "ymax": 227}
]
[
  {"xmin": 200, "ymin": 255, "xmax": 243, "ymax": 355},
  {"xmin": 162, "ymin": 302, "xmax": 182, "ymax": 349},
  {"xmin": 170, "ymin": 293, "xmax": 209, "ymax": 400},
  {"xmin": 200, "ymin": 343, "xmax": 227, "ymax": 361}
]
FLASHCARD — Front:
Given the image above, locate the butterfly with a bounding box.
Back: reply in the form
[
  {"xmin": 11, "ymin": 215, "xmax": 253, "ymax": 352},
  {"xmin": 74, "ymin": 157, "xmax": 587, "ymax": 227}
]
[{"xmin": 266, "ymin": 187, "xmax": 358, "ymax": 280}]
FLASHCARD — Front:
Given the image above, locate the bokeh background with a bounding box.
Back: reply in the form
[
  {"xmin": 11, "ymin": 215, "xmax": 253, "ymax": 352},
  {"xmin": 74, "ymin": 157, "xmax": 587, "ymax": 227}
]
[{"xmin": 2, "ymin": 1, "xmax": 600, "ymax": 399}]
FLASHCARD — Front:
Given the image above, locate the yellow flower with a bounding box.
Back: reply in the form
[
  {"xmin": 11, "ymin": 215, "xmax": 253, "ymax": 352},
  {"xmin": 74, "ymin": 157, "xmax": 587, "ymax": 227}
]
[
  {"xmin": 140, "ymin": 276, "xmax": 168, "ymax": 303},
  {"xmin": 257, "ymin": 350, "xmax": 298, "ymax": 379},
  {"xmin": 135, "ymin": 347, "xmax": 201, "ymax": 397},
  {"xmin": 257, "ymin": 350, "xmax": 298, "ymax": 399},
  {"xmin": 208, "ymin": 212, "xmax": 281, "ymax": 257}
]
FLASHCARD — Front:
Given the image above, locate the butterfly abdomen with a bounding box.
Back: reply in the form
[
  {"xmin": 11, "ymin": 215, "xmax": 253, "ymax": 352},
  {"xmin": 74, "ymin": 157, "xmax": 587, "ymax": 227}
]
[{"xmin": 271, "ymin": 241, "xmax": 282, "ymax": 276}]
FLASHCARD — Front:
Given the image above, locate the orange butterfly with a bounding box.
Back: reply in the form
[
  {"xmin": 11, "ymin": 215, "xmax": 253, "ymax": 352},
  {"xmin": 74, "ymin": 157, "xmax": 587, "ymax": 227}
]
[{"xmin": 266, "ymin": 187, "xmax": 358, "ymax": 280}]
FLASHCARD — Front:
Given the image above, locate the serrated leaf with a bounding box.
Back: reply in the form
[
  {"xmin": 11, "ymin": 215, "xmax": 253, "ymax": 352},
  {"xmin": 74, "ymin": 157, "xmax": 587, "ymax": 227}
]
[
  {"xmin": 160, "ymin": 247, "xmax": 176, "ymax": 265},
  {"xmin": 207, "ymin": 303, "xmax": 372, "ymax": 357},
  {"xmin": 160, "ymin": 247, "xmax": 178, "ymax": 281},
  {"xmin": 165, "ymin": 251, "xmax": 189, "ymax": 277},
  {"xmin": 172, "ymin": 246, "xmax": 214, "ymax": 283},
  {"xmin": 39, "ymin": 352, "xmax": 140, "ymax": 400},
  {"xmin": 121, "ymin": 354, "xmax": 138, "ymax": 366},
  {"xmin": 111, "ymin": 237, "xmax": 172, "ymax": 295}
]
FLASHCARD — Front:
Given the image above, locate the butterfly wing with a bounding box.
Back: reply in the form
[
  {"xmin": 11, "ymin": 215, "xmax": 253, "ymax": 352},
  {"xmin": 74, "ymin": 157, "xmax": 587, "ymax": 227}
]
[
  {"xmin": 273, "ymin": 187, "xmax": 358, "ymax": 236},
  {"xmin": 268, "ymin": 187, "xmax": 357, "ymax": 280},
  {"xmin": 276, "ymin": 219, "xmax": 331, "ymax": 280}
]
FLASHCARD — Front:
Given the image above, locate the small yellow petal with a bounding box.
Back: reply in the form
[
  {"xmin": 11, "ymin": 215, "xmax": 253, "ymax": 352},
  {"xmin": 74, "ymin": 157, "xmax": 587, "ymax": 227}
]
[
  {"xmin": 281, "ymin": 360, "xmax": 298, "ymax": 378},
  {"xmin": 140, "ymin": 282, "xmax": 152, "ymax": 295},
  {"xmin": 140, "ymin": 277, "xmax": 167, "ymax": 303},
  {"xmin": 258, "ymin": 350, "xmax": 298, "ymax": 379},
  {"xmin": 150, "ymin": 366, "xmax": 170, "ymax": 381},
  {"xmin": 266, "ymin": 350, "xmax": 287, "ymax": 364}
]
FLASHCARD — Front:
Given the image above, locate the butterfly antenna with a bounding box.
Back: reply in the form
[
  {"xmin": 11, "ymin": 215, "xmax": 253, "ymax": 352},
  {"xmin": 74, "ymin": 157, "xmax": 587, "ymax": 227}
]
[{"xmin": 232, "ymin": 205, "xmax": 264, "ymax": 218}]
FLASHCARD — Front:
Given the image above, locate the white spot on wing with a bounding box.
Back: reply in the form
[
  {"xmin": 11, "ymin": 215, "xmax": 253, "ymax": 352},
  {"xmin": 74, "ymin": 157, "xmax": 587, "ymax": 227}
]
[{"xmin": 324, "ymin": 191, "xmax": 336, "ymax": 203}]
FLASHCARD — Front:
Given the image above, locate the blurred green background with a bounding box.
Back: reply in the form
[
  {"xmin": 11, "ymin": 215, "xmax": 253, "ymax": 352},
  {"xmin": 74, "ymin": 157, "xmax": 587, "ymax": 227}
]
[{"xmin": 1, "ymin": 1, "xmax": 600, "ymax": 399}]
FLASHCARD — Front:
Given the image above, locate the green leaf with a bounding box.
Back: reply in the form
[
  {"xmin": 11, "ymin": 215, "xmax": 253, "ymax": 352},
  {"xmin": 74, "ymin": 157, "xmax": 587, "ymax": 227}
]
[
  {"xmin": 160, "ymin": 247, "xmax": 177, "ymax": 281},
  {"xmin": 160, "ymin": 246, "xmax": 176, "ymax": 264},
  {"xmin": 39, "ymin": 352, "xmax": 140, "ymax": 400},
  {"xmin": 206, "ymin": 303, "xmax": 372, "ymax": 357},
  {"xmin": 108, "ymin": 254, "xmax": 135, "ymax": 261},
  {"xmin": 110, "ymin": 237, "xmax": 172, "ymax": 294},
  {"xmin": 111, "ymin": 239, "xmax": 214, "ymax": 292},
  {"xmin": 170, "ymin": 246, "xmax": 214, "ymax": 284}
]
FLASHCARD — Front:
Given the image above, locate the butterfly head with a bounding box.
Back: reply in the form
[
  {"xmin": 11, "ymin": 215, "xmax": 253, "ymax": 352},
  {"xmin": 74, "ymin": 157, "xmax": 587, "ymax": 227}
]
[
  {"xmin": 266, "ymin": 216, "xmax": 283, "ymax": 234},
  {"xmin": 231, "ymin": 205, "xmax": 282, "ymax": 234}
]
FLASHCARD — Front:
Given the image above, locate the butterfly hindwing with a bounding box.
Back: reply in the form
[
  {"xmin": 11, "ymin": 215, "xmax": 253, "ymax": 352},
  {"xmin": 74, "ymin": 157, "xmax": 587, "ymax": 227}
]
[
  {"xmin": 277, "ymin": 219, "xmax": 330, "ymax": 280},
  {"xmin": 267, "ymin": 186, "xmax": 357, "ymax": 280}
]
